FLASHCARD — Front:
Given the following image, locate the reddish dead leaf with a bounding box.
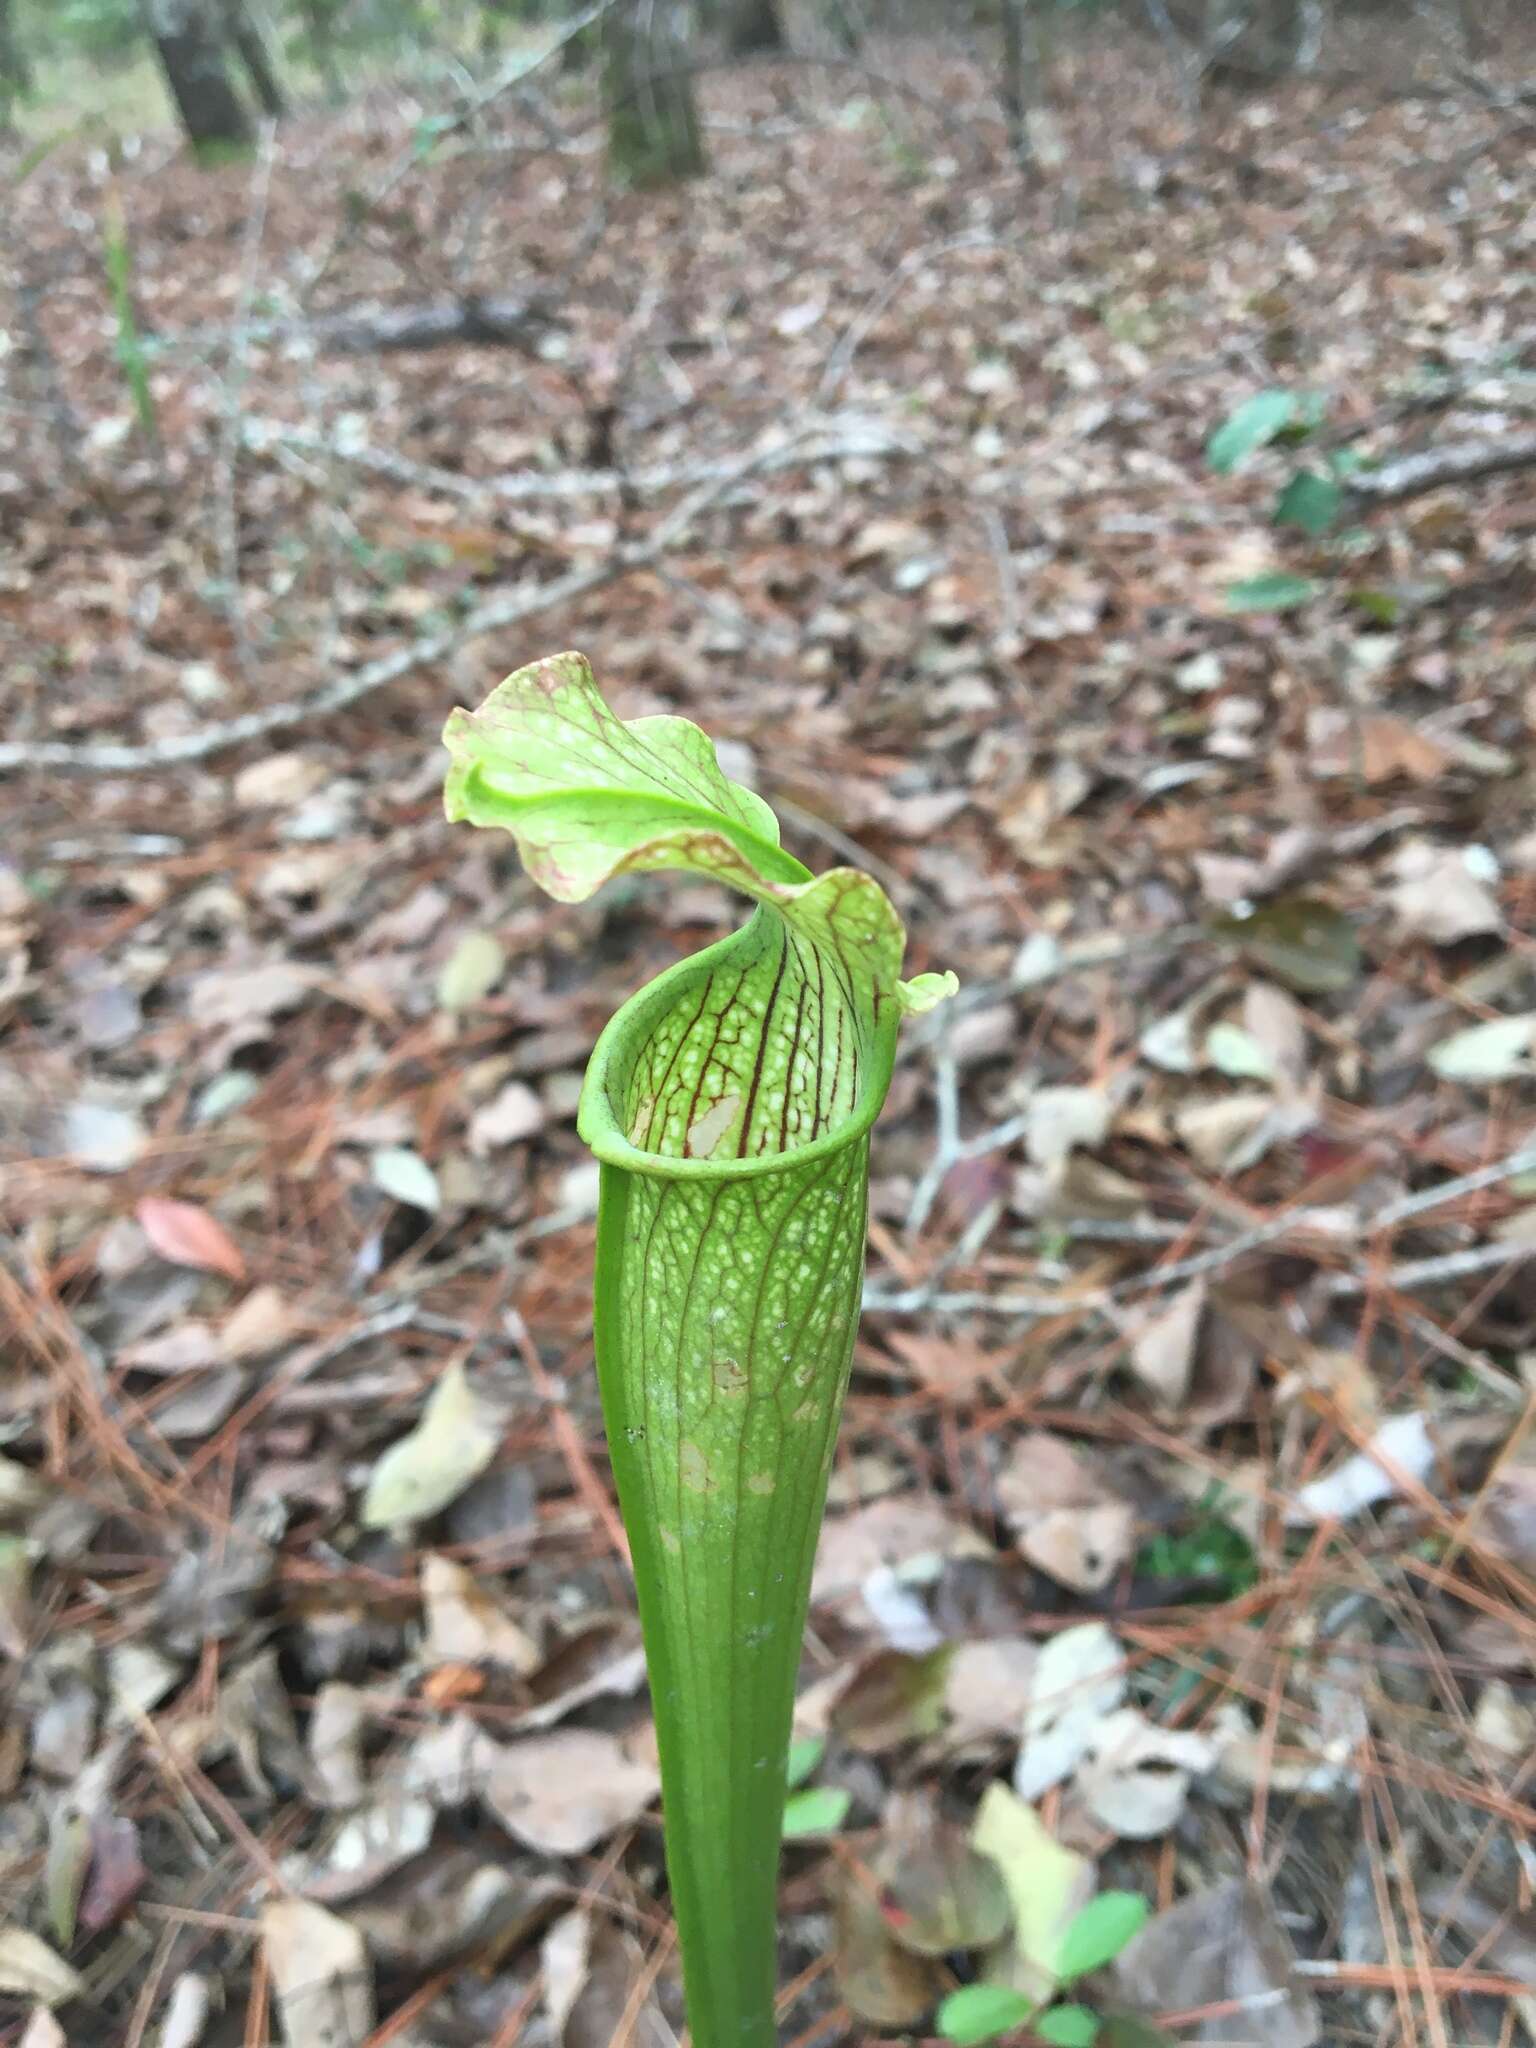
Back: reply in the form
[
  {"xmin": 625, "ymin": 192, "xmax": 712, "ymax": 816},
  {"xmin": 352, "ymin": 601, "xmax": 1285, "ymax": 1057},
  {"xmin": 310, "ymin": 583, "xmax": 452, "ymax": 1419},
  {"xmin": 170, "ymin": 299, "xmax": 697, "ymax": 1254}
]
[
  {"xmin": 832, "ymin": 1866, "xmax": 942, "ymax": 2028},
  {"xmin": 77, "ymin": 1814, "xmax": 148, "ymax": 1935},
  {"xmin": 1309, "ymin": 709, "xmax": 1452, "ymax": 785},
  {"xmin": 875, "ymin": 1790, "xmax": 1012, "ymax": 1956},
  {"xmin": 135, "ymin": 1197, "xmax": 246, "ymax": 1282},
  {"xmin": 421, "ymin": 1664, "xmax": 487, "ymax": 1708}
]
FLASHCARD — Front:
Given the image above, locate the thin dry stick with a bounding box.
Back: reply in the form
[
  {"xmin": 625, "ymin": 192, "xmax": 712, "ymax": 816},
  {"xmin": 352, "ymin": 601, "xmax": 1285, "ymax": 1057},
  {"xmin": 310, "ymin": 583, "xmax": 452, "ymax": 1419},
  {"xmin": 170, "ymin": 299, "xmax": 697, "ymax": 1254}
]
[
  {"xmin": 0, "ymin": 427, "xmax": 820, "ymax": 775},
  {"xmin": 244, "ymin": 411, "xmax": 914, "ymax": 505},
  {"xmin": 1349, "ymin": 430, "xmax": 1536, "ymax": 505},
  {"xmin": 215, "ymin": 123, "xmax": 278, "ymax": 682},
  {"xmin": 292, "ymin": 0, "xmax": 619, "ymax": 306},
  {"xmin": 866, "ymin": 1133, "xmax": 1536, "ymax": 1318}
]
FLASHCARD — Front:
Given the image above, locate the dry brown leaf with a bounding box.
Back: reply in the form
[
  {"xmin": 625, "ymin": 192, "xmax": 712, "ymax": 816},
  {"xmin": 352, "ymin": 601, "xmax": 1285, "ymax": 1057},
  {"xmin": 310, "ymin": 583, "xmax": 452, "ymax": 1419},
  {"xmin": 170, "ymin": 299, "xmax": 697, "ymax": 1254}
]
[
  {"xmin": 1242, "ymin": 980, "xmax": 1309, "ymax": 1088},
  {"xmin": 468, "ymin": 1079, "xmax": 546, "ymax": 1153},
  {"xmin": 297, "ymin": 1796, "xmax": 436, "ymax": 1903},
  {"xmin": 996, "ymin": 1435, "xmax": 1137, "ymax": 1592},
  {"xmin": 1389, "ymin": 841, "xmax": 1502, "ymax": 944},
  {"xmin": 812, "ymin": 1496, "xmax": 993, "ymax": 1623},
  {"xmin": 187, "ymin": 962, "xmax": 313, "ymax": 1033},
  {"xmin": 875, "ymin": 1791, "xmax": 1013, "ymax": 1957},
  {"xmin": 941, "ymin": 1638, "xmax": 1039, "ymax": 1750},
  {"xmin": 830, "ymin": 1646, "xmax": 952, "ymax": 1752},
  {"xmin": 480, "ymin": 1728, "xmax": 659, "ymax": 1855},
  {"xmin": 1025, "ymin": 1084, "xmax": 1113, "ymax": 1169},
  {"xmin": 308, "ymin": 1683, "xmax": 370, "ymax": 1810},
  {"xmin": 883, "ymin": 1328, "xmax": 1007, "ymax": 1399},
  {"xmin": 1309, "ymin": 709, "xmax": 1451, "ymax": 785},
  {"xmin": 1126, "ymin": 1281, "xmax": 1206, "ymax": 1407},
  {"xmin": 1474, "ymin": 1456, "xmax": 1536, "ymax": 1575},
  {"xmin": 1108, "ymin": 1880, "xmax": 1319, "ymax": 2046},
  {"xmin": 219, "ymin": 1284, "xmax": 300, "ymax": 1361},
  {"xmin": 831, "ymin": 1865, "xmax": 942, "ymax": 2028},
  {"xmin": 543, "ymin": 1909, "xmax": 678, "ymax": 2048}
]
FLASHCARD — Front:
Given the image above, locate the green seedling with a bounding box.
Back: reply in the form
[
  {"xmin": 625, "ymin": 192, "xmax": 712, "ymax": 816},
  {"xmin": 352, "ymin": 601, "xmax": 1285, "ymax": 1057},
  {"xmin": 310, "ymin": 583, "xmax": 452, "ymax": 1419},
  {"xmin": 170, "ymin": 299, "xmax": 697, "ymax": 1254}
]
[{"xmin": 102, "ymin": 191, "xmax": 157, "ymax": 444}]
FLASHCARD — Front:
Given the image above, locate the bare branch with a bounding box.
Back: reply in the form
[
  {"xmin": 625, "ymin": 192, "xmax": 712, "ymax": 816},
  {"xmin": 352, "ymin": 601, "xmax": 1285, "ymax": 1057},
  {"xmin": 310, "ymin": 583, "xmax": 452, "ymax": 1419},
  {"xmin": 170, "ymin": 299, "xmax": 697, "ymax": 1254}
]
[
  {"xmin": 1349, "ymin": 430, "xmax": 1536, "ymax": 506},
  {"xmin": 0, "ymin": 426, "xmax": 864, "ymax": 777},
  {"xmin": 245, "ymin": 411, "xmax": 916, "ymax": 503},
  {"xmin": 865, "ymin": 1137, "xmax": 1536, "ymax": 1321},
  {"xmin": 300, "ymin": 292, "xmax": 560, "ymax": 357},
  {"xmin": 0, "ymin": 553, "xmax": 623, "ymax": 776}
]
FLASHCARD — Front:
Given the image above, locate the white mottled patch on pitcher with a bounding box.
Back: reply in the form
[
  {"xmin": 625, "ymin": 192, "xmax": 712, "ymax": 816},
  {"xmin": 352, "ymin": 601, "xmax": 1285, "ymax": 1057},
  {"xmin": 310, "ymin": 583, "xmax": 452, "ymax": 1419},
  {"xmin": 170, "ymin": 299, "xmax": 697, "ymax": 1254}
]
[{"xmin": 686, "ymin": 1092, "xmax": 741, "ymax": 1159}]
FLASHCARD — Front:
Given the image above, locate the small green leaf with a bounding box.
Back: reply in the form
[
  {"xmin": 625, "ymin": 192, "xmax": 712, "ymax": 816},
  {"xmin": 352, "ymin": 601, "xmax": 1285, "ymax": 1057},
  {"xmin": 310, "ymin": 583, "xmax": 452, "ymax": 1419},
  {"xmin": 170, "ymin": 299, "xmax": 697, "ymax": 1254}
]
[
  {"xmin": 371, "ymin": 1145, "xmax": 442, "ymax": 1213},
  {"xmin": 1204, "ymin": 1022, "xmax": 1275, "ymax": 1082},
  {"xmin": 436, "ymin": 931, "xmax": 505, "ymax": 1012},
  {"xmin": 786, "ymin": 1735, "xmax": 826, "ymax": 1788},
  {"xmin": 1273, "ymin": 469, "xmax": 1344, "ymax": 535},
  {"xmin": 936, "ymin": 1983, "xmax": 1035, "ymax": 2044},
  {"xmin": 1347, "ymin": 586, "xmax": 1400, "ymax": 624},
  {"xmin": 1099, "ymin": 2020, "xmax": 1178, "ymax": 2048},
  {"xmin": 1224, "ymin": 572, "xmax": 1323, "ymax": 613},
  {"xmin": 1207, "ymin": 390, "xmax": 1296, "ymax": 474},
  {"xmin": 781, "ymin": 1786, "xmax": 851, "ymax": 1838},
  {"xmin": 1058, "ymin": 1893, "xmax": 1151, "ymax": 1982},
  {"xmin": 1036, "ymin": 2006, "xmax": 1101, "ymax": 2046},
  {"xmin": 45, "ymin": 1808, "xmax": 90, "ymax": 1948},
  {"xmin": 1211, "ymin": 897, "xmax": 1359, "ymax": 995},
  {"xmin": 412, "ymin": 113, "xmax": 456, "ymax": 159}
]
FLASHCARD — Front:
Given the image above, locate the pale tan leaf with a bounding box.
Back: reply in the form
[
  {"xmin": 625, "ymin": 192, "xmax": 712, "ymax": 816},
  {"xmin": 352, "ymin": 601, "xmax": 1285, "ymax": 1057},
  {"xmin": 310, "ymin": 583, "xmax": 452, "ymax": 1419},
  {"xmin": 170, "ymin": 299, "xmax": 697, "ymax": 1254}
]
[
  {"xmin": 1015, "ymin": 1621, "xmax": 1126, "ymax": 1801},
  {"xmin": 942, "ymin": 1638, "xmax": 1039, "ymax": 1750},
  {"xmin": 360, "ymin": 1364, "xmax": 500, "ymax": 1529},
  {"xmin": 467, "ymin": 1079, "xmax": 545, "ymax": 1153},
  {"xmin": 436, "ymin": 932, "xmax": 506, "ymax": 1013},
  {"xmin": 421, "ymin": 1553, "xmax": 540, "ymax": 1673},
  {"xmin": 0, "ymin": 1929, "xmax": 84, "ymax": 2008},
  {"xmin": 262, "ymin": 1899, "xmax": 374, "ymax": 2048},
  {"xmin": 1389, "ymin": 841, "xmax": 1502, "ymax": 944},
  {"xmin": 972, "ymin": 1781, "xmax": 1093, "ymax": 2002},
  {"xmin": 1126, "ymin": 1281, "xmax": 1206, "ymax": 1407},
  {"xmin": 1076, "ymin": 1707, "xmax": 1215, "ymax": 1838},
  {"xmin": 997, "ymin": 1434, "xmax": 1136, "ymax": 1592},
  {"xmin": 480, "ymin": 1728, "xmax": 659, "ymax": 1855},
  {"xmin": 219, "ymin": 1284, "xmax": 299, "ymax": 1362}
]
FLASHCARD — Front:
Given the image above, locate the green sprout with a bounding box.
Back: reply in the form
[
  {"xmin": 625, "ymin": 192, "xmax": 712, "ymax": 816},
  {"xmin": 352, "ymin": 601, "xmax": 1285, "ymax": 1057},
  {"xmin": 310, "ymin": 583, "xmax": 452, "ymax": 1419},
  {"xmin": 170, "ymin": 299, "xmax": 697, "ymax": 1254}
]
[
  {"xmin": 443, "ymin": 652, "xmax": 954, "ymax": 2048},
  {"xmin": 102, "ymin": 192, "xmax": 158, "ymax": 445}
]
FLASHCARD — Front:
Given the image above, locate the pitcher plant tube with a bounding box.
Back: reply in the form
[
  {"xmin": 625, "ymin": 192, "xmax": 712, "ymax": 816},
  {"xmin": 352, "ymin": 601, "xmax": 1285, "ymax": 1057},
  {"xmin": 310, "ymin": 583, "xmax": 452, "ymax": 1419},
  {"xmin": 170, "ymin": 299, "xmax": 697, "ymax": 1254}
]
[{"xmin": 443, "ymin": 653, "xmax": 955, "ymax": 2048}]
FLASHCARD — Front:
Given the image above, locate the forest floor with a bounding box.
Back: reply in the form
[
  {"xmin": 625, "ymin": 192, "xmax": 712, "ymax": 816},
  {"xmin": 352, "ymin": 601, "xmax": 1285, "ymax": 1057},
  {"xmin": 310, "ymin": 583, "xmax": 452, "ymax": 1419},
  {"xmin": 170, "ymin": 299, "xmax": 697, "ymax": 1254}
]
[{"xmin": 2, "ymin": 14, "xmax": 1536, "ymax": 2047}]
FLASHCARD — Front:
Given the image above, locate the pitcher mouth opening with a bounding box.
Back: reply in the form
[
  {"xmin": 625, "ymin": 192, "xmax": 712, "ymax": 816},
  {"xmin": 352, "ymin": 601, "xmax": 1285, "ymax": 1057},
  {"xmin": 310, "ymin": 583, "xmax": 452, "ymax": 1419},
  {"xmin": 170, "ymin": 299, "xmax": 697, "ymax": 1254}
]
[{"xmin": 578, "ymin": 907, "xmax": 900, "ymax": 1184}]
